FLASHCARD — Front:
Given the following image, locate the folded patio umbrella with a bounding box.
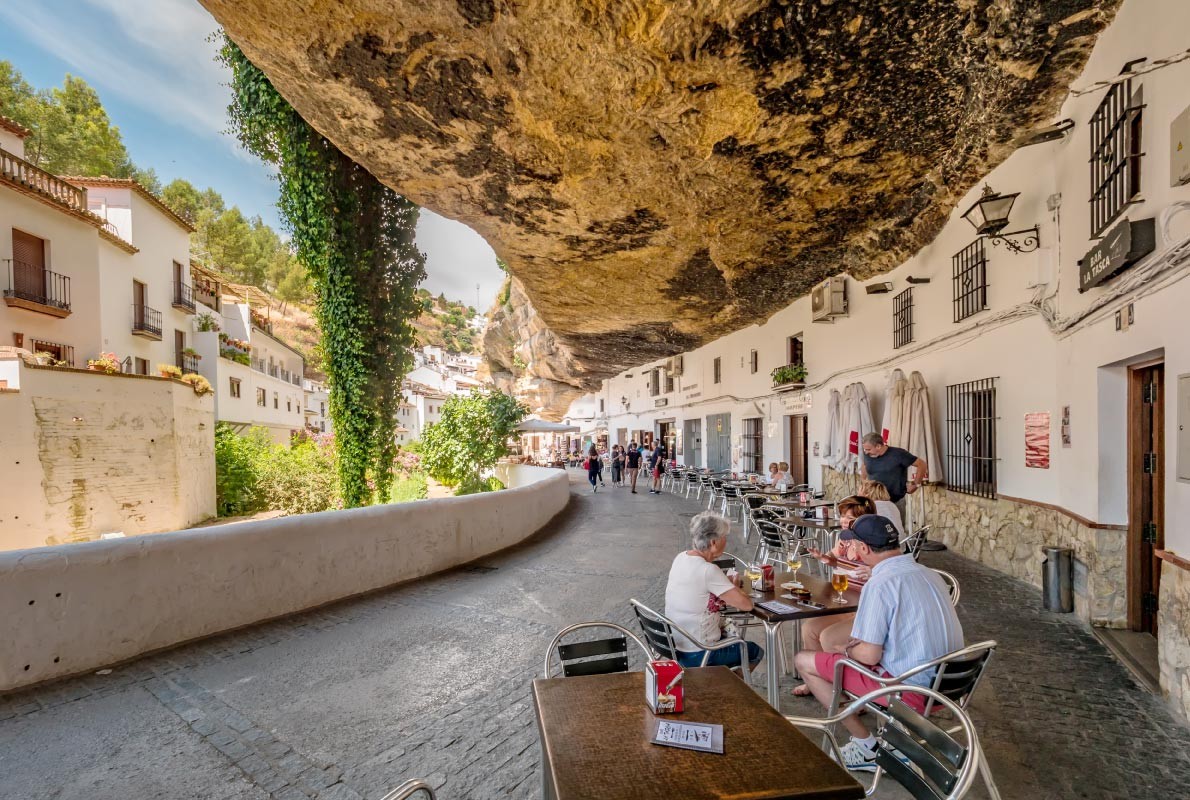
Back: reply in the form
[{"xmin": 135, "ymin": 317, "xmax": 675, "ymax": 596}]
[
  {"xmin": 880, "ymin": 369, "xmax": 905, "ymax": 444},
  {"xmin": 824, "ymin": 388, "xmax": 843, "ymax": 466},
  {"xmin": 905, "ymin": 371, "xmax": 943, "ymax": 484}
]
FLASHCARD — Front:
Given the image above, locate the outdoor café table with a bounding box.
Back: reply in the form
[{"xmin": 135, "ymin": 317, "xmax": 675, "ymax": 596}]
[
  {"xmin": 531, "ymin": 667, "xmax": 864, "ymax": 800},
  {"xmin": 744, "ymin": 568, "xmax": 861, "ymax": 709},
  {"xmin": 767, "ymin": 512, "xmax": 841, "ymax": 552},
  {"xmin": 765, "ymin": 496, "xmax": 835, "ymax": 509}
]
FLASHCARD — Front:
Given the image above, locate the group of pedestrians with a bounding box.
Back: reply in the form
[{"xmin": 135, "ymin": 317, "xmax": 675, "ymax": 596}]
[{"xmin": 583, "ymin": 440, "xmax": 670, "ymax": 494}]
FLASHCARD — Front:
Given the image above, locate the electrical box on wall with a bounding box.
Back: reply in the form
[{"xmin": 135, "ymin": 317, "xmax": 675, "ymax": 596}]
[
  {"xmin": 1172, "ymin": 103, "xmax": 1190, "ymax": 186},
  {"xmin": 1179, "ymin": 374, "xmax": 1190, "ymax": 482}
]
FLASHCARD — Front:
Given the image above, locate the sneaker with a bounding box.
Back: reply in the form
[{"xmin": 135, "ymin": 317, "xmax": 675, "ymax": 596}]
[{"xmin": 834, "ymin": 739, "xmax": 878, "ymax": 773}]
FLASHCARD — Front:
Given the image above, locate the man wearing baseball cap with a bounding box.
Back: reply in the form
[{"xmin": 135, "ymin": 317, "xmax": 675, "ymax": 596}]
[{"xmin": 792, "ymin": 514, "xmax": 964, "ymax": 772}]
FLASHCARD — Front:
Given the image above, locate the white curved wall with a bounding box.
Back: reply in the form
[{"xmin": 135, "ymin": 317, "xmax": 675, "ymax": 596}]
[{"xmin": 0, "ymin": 465, "xmax": 569, "ymax": 692}]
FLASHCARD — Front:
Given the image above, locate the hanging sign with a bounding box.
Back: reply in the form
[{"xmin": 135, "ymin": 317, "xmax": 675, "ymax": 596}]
[
  {"xmin": 1078, "ymin": 217, "xmax": 1155, "ymax": 292},
  {"xmin": 1025, "ymin": 412, "xmax": 1050, "ymax": 469}
]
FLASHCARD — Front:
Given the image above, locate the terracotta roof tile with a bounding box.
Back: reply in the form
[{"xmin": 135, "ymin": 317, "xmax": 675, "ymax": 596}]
[
  {"xmin": 0, "ymin": 116, "xmax": 32, "ymax": 139},
  {"xmin": 62, "ymin": 175, "xmax": 196, "ymax": 234}
]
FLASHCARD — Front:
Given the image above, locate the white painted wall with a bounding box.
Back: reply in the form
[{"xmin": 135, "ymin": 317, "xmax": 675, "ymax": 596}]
[
  {"xmin": 0, "ymin": 464, "xmax": 568, "ymax": 691},
  {"xmin": 0, "ymin": 128, "xmax": 26, "ymax": 157},
  {"xmin": 567, "ymin": 0, "xmax": 1190, "ymax": 551}
]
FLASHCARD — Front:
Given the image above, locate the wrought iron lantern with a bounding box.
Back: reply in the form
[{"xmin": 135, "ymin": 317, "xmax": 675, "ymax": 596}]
[{"xmin": 960, "ymin": 185, "xmax": 1040, "ymax": 253}]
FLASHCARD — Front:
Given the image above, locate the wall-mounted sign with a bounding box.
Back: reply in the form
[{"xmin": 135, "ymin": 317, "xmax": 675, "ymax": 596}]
[
  {"xmin": 1060, "ymin": 405, "xmax": 1071, "ymax": 448},
  {"xmin": 1078, "ymin": 217, "xmax": 1156, "ymax": 292},
  {"xmin": 1025, "ymin": 412, "xmax": 1050, "ymax": 469},
  {"xmin": 654, "ymin": 398, "xmax": 668, "ymax": 407},
  {"xmin": 683, "ymin": 383, "xmax": 699, "ymax": 393},
  {"xmin": 782, "ymin": 391, "xmax": 813, "ymax": 414}
]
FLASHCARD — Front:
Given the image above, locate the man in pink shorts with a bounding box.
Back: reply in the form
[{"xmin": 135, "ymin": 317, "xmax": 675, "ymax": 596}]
[{"xmin": 793, "ymin": 515, "xmax": 964, "ymax": 772}]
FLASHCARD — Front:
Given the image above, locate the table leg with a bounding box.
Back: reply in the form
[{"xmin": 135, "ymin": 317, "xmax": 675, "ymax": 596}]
[
  {"xmin": 764, "ymin": 620, "xmax": 781, "ymax": 709},
  {"xmin": 790, "ymin": 620, "xmax": 801, "ymax": 680}
]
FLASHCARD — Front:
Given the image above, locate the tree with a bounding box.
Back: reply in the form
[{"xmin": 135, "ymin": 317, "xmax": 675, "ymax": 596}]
[{"xmin": 420, "ymin": 390, "xmax": 527, "ymax": 494}]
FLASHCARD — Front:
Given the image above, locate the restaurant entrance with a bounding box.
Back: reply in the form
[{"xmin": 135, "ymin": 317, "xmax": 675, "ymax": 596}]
[
  {"xmin": 1128, "ymin": 362, "xmax": 1165, "ymax": 635},
  {"xmin": 683, "ymin": 419, "xmax": 702, "ymax": 467},
  {"xmin": 657, "ymin": 420, "xmax": 676, "ymax": 460},
  {"xmin": 787, "ymin": 414, "xmax": 809, "ymax": 486}
]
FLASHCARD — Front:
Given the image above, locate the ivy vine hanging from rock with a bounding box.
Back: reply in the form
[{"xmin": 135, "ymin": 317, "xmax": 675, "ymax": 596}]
[{"xmin": 220, "ymin": 36, "xmax": 426, "ymax": 507}]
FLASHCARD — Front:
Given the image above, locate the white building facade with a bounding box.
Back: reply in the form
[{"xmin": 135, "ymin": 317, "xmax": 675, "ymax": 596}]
[
  {"xmin": 303, "ymin": 378, "xmax": 332, "ymax": 435},
  {"xmin": 563, "ymin": 0, "xmax": 1190, "ymax": 718}
]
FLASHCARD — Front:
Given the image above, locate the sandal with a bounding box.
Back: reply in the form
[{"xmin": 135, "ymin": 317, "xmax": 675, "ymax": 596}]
[{"xmin": 792, "ymin": 684, "xmax": 813, "ymax": 697}]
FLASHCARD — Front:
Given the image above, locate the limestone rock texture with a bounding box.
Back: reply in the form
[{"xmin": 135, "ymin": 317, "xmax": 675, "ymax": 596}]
[{"xmin": 201, "ymin": 0, "xmax": 1119, "ymax": 412}]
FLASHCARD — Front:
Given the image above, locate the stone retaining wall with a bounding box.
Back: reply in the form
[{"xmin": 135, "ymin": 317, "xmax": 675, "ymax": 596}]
[
  {"xmin": 1159, "ymin": 562, "xmax": 1190, "ymax": 721},
  {"xmin": 823, "ymin": 468, "xmax": 1126, "ymax": 627}
]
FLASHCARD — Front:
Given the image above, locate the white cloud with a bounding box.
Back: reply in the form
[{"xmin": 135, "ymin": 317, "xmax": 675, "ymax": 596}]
[
  {"xmin": 415, "ymin": 210, "xmax": 504, "ymax": 308},
  {"xmin": 0, "ymin": 0, "xmax": 237, "ymax": 148}
]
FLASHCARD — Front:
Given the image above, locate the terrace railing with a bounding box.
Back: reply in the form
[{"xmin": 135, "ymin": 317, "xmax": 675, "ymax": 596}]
[
  {"xmin": 3, "ymin": 258, "xmax": 71, "ymax": 313},
  {"xmin": 173, "ymin": 281, "xmax": 196, "ymax": 313},
  {"xmin": 0, "ymin": 147, "xmax": 87, "ymax": 213},
  {"xmin": 131, "ymin": 304, "xmax": 163, "ymax": 339}
]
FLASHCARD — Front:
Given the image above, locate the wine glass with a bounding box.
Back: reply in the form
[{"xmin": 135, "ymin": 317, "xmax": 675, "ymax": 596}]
[
  {"xmin": 831, "ymin": 569, "xmax": 850, "ymax": 604},
  {"xmin": 744, "ymin": 563, "xmax": 764, "ymax": 598},
  {"xmin": 782, "ymin": 545, "xmax": 804, "ymax": 597}
]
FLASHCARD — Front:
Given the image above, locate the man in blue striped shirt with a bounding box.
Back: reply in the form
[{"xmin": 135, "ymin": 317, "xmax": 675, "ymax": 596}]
[{"xmin": 793, "ymin": 515, "xmax": 964, "ymax": 771}]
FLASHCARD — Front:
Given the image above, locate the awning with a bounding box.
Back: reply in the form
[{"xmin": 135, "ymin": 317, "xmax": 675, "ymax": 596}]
[{"xmin": 515, "ymin": 418, "xmax": 581, "ymax": 433}]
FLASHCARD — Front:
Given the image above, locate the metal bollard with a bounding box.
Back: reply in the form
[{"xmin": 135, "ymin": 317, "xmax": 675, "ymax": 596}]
[{"xmin": 1042, "ymin": 546, "xmax": 1073, "ymax": 613}]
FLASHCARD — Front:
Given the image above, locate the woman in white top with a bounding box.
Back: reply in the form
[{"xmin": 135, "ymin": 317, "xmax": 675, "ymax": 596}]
[
  {"xmin": 663, "ymin": 513, "xmax": 763, "ymax": 669},
  {"xmin": 858, "ymin": 480, "xmax": 904, "ymax": 539}
]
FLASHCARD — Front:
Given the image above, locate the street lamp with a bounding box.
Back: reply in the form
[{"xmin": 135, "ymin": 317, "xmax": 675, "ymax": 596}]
[{"xmin": 960, "ymin": 185, "xmax": 1040, "ymax": 253}]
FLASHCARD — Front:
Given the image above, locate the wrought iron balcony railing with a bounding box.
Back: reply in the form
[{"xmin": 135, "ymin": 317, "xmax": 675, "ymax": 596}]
[
  {"xmin": 3, "ymin": 258, "xmax": 71, "ymax": 313},
  {"xmin": 131, "ymin": 304, "xmax": 162, "ymax": 339},
  {"xmin": 172, "ymin": 281, "xmax": 196, "ymax": 313}
]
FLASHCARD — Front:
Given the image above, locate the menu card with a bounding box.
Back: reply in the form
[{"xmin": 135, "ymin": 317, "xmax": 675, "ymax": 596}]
[
  {"xmin": 757, "ymin": 600, "xmax": 800, "ymax": 614},
  {"xmin": 651, "ymin": 720, "xmax": 724, "ymax": 754}
]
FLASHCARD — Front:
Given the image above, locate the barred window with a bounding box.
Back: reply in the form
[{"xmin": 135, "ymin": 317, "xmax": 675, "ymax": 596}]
[
  {"xmin": 1089, "ymin": 70, "xmax": 1144, "ymax": 237},
  {"xmin": 713, "ymin": 357, "xmax": 722, "ymax": 384},
  {"xmin": 649, "ymin": 368, "xmax": 660, "ymax": 397},
  {"xmin": 29, "ymin": 339, "xmax": 73, "ymax": 366},
  {"xmin": 952, "ymin": 239, "xmax": 988, "ymax": 322},
  {"xmin": 750, "ymin": 349, "xmax": 758, "ymax": 374},
  {"xmin": 256, "ymin": 387, "xmax": 266, "ymax": 406},
  {"xmin": 893, "ymin": 288, "xmax": 913, "ymax": 349},
  {"xmin": 741, "ymin": 418, "xmax": 763, "ymax": 474},
  {"xmin": 946, "ymin": 377, "xmax": 998, "ymax": 499},
  {"xmin": 664, "ymin": 370, "xmax": 674, "ymax": 393}
]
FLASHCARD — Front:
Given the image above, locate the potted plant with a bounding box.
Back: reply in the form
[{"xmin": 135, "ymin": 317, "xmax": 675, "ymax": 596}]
[
  {"xmin": 196, "ymin": 312, "xmax": 220, "ymax": 332},
  {"xmin": 180, "ymin": 372, "xmax": 213, "ymax": 396},
  {"xmin": 87, "ymin": 352, "xmax": 121, "ymax": 374},
  {"xmin": 158, "ymin": 364, "xmax": 183, "ymax": 379},
  {"xmin": 183, "ymin": 346, "xmax": 202, "ymax": 360},
  {"xmin": 771, "ymin": 363, "xmax": 808, "ymax": 388},
  {"xmin": 32, "ymin": 351, "xmax": 55, "ymax": 366}
]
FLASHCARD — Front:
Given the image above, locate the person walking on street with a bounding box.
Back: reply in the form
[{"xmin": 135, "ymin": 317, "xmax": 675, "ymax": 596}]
[
  {"xmin": 860, "ymin": 433, "xmax": 928, "ymax": 520},
  {"xmin": 625, "ymin": 442, "xmax": 642, "ymax": 493},
  {"xmin": 586, "ymin": 444, "xmax": 602, "ymax": 493},
  {"xmin": 611, "ymin": 445, "xmax": 624, "ymax": 486},
  {"xmin": 649, "ymin": 441, "xmax": 668, "ymax": 494}
]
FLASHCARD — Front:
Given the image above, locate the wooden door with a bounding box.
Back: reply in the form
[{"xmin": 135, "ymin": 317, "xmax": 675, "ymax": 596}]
[
  {"xmin": 174, "ymin": 329, "xmax": 185, "ymax": 364},
  {"xmin": 788, "ymin": 414, "xmax": 809, "ymax": 486},
  {"xmin": 1129, "ymin": 363, "xmax": 1164, "ymax": 634},
  {"xmin": 12, "ymin": 229, "xmax": 46, "ymax": 299},
  {"xmin": 133, "ymin": 280, "xmax": 147, "ymax": 326}
]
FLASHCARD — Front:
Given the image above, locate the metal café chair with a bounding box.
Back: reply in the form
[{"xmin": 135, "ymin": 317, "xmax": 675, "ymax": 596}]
[
  {"xmin": 785, "ymin": 685, "xmax": 997, "ymax": 800},
  {"xmin": 741, "ymin": 493, "xmax": 770, "ymax": 543},
  {"xmin": 381, "ymin": 780, "xmax": 437, "ymax": 800},
  {"xmin": 932, "ymin": 568, "xmax": 961, "ymax": 607},
  {"xmin": 721, "ymin": 484, "xmax": 749, "ymax": 520},
  {"xmin": 543, "ymin": 621, "xmax": 652, "ymax": 678},
  {"xmin": 707, "ymin": 478, "xmax": 726, "ymax": 511},
  {"xmin": 752, "ymin": 517, "xmax": 794, "ymax": 569},
  {"xmin": 630, "ymin": 599, "xmax": 751, "ymax": 682},
  {"xmin": 902, "ymin": 524, "xmax": 932, "ymax": 561},
  {"xmin": 684, "ymin": 470, "xmax": 701, "ymax": 499}
]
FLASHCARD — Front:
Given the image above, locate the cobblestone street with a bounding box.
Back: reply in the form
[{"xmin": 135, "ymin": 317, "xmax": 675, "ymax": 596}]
[{"xmin": 2, "ymin": 472, "xmax": 1188, "ymax": 799}]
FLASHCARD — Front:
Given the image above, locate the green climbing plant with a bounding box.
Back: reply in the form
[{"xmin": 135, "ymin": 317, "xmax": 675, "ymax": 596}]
[{"xmin": 221, "ymin": 36, "xmax": 426, "ymax": 507}]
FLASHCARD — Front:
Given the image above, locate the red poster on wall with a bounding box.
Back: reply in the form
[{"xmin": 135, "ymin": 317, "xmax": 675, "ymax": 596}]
[{"xmin": 1025, "ymin": 412, "xmax": 1050, "ymax": 469}]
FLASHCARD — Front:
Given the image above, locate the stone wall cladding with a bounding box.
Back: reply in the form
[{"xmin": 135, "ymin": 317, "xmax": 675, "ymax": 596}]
[
  {"xmin": 822, "ymin": 467, "xmax": 1126, "ymax": 627},
  {"xmin": 1159, "ymin": 562, "xmax": 1190, "ymax": 721}
]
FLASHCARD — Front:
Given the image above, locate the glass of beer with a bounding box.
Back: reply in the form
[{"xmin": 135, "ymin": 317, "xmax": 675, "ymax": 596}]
[
  {"xmin": 831, "ymin": 569, "xmax": 850, "ymax": 604},
  {"xmin": 745, "ymin": 563, "xmax": 764, "ymax": 597}
]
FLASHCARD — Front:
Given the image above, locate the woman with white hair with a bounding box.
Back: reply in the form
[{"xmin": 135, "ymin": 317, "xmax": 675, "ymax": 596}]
[{"xmin": 664, "ymin": 512, "xmax": 764, "ymax": 669}]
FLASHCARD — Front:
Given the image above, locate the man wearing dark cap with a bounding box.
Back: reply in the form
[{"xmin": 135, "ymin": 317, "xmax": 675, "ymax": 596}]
[{"xmin": 792, "ymin": 515, "xmax": 963, "ymax": 772}]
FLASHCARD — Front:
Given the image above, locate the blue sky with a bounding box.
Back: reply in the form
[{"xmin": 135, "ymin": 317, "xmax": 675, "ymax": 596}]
[{"xmin": 0, "ymin": 0, "xmax": 503, "ymax": 307}]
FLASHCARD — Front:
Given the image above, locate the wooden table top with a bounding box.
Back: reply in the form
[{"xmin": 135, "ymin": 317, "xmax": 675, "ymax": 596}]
[
  {"xmin": 532, "ymin": 667, "xmax": 864, "ymax": 800},
  {"xmin": 746, "ymin": 569, "xmax": 861, "ymax": 623}
]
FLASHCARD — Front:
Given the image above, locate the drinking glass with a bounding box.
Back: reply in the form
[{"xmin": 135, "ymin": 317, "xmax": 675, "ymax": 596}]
[
  {"xmin": 831, "ymin": 570, "xmax": 850, "ymax": 604},
  {"xmin": 744, "ymin": 563, "xmax": 764, "ymax": 598},
  {"xmin": 782, "ymin": 546, "xmax": 804, "ymax": 596}
]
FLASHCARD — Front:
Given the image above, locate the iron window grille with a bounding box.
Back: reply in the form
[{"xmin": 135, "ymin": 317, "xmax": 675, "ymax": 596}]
[
  {"xmin": 946, "ymin": 377, "xmax": 998, "ymax": 499},
  {"xmin": 741, "ymin": 418, "xmax": 763, "ymax": 474},
  {"xmin": 893, "ymin": 288, "xmax": 913, "ymax": 349},
  {"xmin": 952, "ymin": 239, "xmax": 988, "ymax": 322},
  {"xmin": 29, "ymin": 338, "xmax": 74, "ymax": 366},
  {"xmin": 664, "ymin": 370, "xmax": 674, "ymax": 393},
  {"xmin": 256, "ymin": 388, "xmax": 266, "ymax": 407},
  {"xmin": 1089, "ymin": 70, "xmax": 1144, "ymax": 238},
  {"xmin": 750, "ymin": 349, "xmax": 758, "ymax": 374},
  {"xmin": 713, "ymin": 357, "xmax": 722, "ymax": 384}
]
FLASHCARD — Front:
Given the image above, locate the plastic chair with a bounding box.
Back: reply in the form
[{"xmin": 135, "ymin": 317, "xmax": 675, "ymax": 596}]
[
  {"xmin": 785, "ymin": 685, "xmax": 998, "ymax": 799},
  {"xmin": 543, "ymin": 621, "xmax": 652, "ymax": 678}
]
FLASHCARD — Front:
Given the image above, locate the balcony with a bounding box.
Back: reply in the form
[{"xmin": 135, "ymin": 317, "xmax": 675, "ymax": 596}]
[
  {"xmin": 250, "ymin": 308, "xmax": 272, "ymax": 334},
  {"xmin": 131, "ymin": 304, "xmax": 162, "ymax": 340},
  {"xmin": 177, "ymin": 353, "xmax": 200, "ymax": 374},
  {"xmin": 0, "ymin": 146, "xmax": 87, "ymax": 214},
  {"xmin": 3, "ymin": 259, "xmax": 71, "ymax": 318},
  {"xmin": 172, "ymin": 281, "xmax": 196, "ymax": 313}
]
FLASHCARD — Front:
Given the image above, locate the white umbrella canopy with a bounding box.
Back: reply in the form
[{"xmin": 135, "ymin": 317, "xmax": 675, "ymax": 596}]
[
  {"xmin": 880, "ymin": 369, "xmax": 905, "ymax": 444},
  {"xmin": 824, "ymin": 388, "xmax": 843, "ymax": 466},
  {"xmin": 906, "ymin": 371, "xmax": 943, "ymax": 484}
]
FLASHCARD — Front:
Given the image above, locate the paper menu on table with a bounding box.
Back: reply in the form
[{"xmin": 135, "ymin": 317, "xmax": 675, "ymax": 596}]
[
  {"xmin": 651, "ymin": 720, "xmax": 724, "ymax": 754},
  {"xmin": 757, "ymin": 600, "xmax": 800, "ymax": 614}
]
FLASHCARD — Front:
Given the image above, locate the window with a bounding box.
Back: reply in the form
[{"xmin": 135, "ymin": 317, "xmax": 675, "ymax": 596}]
[
  {"xmin": 713, "ymin": 357, "xmax": 721, "ymax": 384},
  {"xmin": 750, "ymin": 349, "xmax": 759, "ymax": 374},
  {"xmin": 287, "ymin": 399, "xmax": 292, "ymax": 412},
  {"xmin": 134, "ymin": 357, "xmax": 149, "ymax": 375},
  {"xmin": 230, "ymin": 378, "xmax": 241, "ymax": 398},
  {"xmin": 788, "ymin": 335, "xmax": 804, "ymax": 367},
  {"xmin": 320, "ymin": 402, "xmax": 325, "ymax": 416},
  {"xmin": 599, "ymin": 398, "xmax": 605, "ymax": 412},
  {"xmin": 741, "ymin": 418, "xmax": 763, "ymax": 474},
  {"xmin": 256, "ymin": 387, "xmax": 266, "ymax": 406},
  {"xmin": 893, "ymin": 288, "xmax": 913, "ymax": 349},
  {"xmin": 649, "ymin": 369, "xmax": 660, "ymax": 397},
  {"xmin": 1089, "ymin": 68, "xmax": 1144, "ymax": 237},
  {"xmin": 946, "ymin": 377, "xmax": 998, "ymax": 499},
  {"xmin": 28, "ymin": 339, "xmax": 73, "ymax": 366},
  {"xmin": 952, "ymin": 239, "xmax": 988, "ymax": 322},
  {"xmin": 273, "ymin": 392, "xmax": 279, "ymax": 409},
  {"xmin": 664, "ymin": 370, "xmax": 674, "ymax": 393}
]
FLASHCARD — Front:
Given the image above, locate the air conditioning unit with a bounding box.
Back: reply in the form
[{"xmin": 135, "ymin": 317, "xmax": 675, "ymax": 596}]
[
  {"xmin": 811, "ymin": 275, "xmax": 848, "ymax": 322},
  {"xmin": 669, "ymin": 355, "xmax": 684, "ymax": 376}
]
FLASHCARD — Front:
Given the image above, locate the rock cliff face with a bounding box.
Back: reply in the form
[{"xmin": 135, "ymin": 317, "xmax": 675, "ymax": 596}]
[{"xmin": 202, "ymin": 0, "xmax": 1118, "ymax": 412}]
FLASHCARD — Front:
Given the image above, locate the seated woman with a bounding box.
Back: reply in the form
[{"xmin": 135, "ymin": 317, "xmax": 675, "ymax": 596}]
[
  {"xmin": 664, "ymin": 512, "xmax": 764, "ymax": 670},
  {"xmin": 790, "ymin": 494, "xmax": 877, "ymax": 696},
  {"xmin": 765, "ymin": 462, "xmax": 780, "ymax": 485},
  {"xmin": 857, "ymin": 479, "xmax": 904, "ymax": 539}
]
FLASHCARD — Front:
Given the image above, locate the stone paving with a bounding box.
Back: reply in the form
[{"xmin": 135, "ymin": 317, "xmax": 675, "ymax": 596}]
[{"xmin": 1, "ymin": 471, "xmax": 1188, "ymax": 799}]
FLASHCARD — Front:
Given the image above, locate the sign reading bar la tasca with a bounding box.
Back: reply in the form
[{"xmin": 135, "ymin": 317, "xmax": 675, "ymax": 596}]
[{"xmin": 1078, "ymin": 217, "xmax": 1155, "ymax": 292}]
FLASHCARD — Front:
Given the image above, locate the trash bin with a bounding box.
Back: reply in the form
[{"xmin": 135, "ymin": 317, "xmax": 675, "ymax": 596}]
[{"xmin": 1042, "ymin": 546, "xmax": 1073, "ymax": 613}]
